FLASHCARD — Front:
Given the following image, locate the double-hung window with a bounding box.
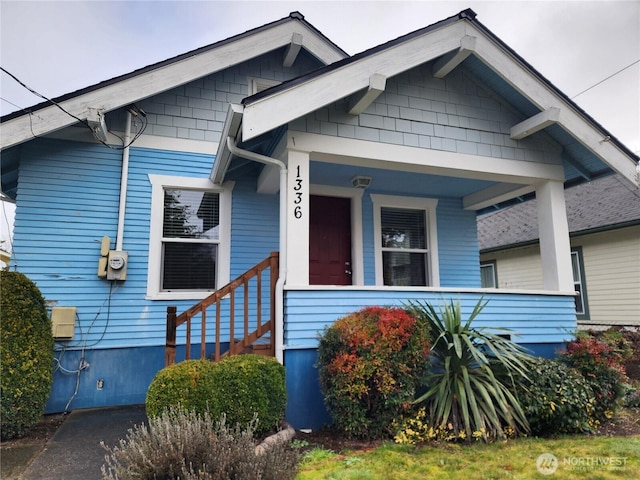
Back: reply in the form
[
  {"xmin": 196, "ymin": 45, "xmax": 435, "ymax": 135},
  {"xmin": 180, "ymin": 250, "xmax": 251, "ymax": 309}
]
[
  {"xmin": 480, "ymin": 261, "xmax": 498, "ymax": 288},
  {"xmin": 571, "ymin": 247, "xmax": 589, "ymax": 319},
  {"xmin": 147, "ymin": 175, "xmax": 233, "ymax": 300},
  {"xmin": 371, "ymin": 195, "xmax": 439, "ymax": 287}
]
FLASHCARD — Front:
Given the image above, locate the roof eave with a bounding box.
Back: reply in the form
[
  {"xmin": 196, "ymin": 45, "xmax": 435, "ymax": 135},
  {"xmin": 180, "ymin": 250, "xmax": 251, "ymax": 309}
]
[
  {"xmin": 240, "ymin": 11, "xmax": 639, "ymax": 187},
  {"xmin": 0, "ymin": 12, "xmax": 348, "ymax": 150},
  {"xmin": 211, "ymin": 104, "xmax": 244, "ymax": 184}
]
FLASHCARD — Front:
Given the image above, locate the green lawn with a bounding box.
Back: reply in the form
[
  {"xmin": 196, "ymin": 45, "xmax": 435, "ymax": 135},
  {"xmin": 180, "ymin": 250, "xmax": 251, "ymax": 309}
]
[{"xmin": 297, "ymin": 436, "xmax": 640, "ymax": 479}]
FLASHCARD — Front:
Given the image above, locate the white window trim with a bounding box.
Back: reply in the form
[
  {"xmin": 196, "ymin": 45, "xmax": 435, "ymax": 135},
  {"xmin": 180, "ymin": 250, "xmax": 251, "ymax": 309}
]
[
  {"xmin": 480, "ymin": 261, "xmax": 498, "ymax": 289},
  {"xmin": 371, "ymin": 194, "xmax": 440, "ymax": 287},
  {"xmin": 146, "ymin": 174, "xmax": 234, "ymax": 300},
  {"xmin": 248, "ymin": 77, "xmax": 280, "ymax": 96}
]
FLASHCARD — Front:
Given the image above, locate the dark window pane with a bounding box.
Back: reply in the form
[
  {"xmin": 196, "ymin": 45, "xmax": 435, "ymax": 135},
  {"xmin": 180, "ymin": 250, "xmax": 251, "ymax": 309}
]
[
  {"xmin": 162, "ymin": 243, "xmax": 217, "ymax": 290},
  {"xmin": 480, "ymin": 263, "xmax": 496, "ymax": 288},
  {"xmin": 382, "ymin": 252, "xmax": 427, "ymax": 286},
  {"xmin": 164, "ymin": 189, "xmax": 219, "ymax": 239},
  {"xmin": 381, "ymin": 208, "xmax": 425, "ymax": 249}
]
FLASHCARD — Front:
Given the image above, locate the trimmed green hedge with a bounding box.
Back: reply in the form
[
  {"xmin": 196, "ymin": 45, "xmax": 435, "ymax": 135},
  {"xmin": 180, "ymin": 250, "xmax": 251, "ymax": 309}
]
[
  {"xmin": 1, "ymin": 271, "xmax": 54, "ymax": 440},
  {"xmin": 146, "ymin": 354, "xmax": 286, "ymax": 435}
]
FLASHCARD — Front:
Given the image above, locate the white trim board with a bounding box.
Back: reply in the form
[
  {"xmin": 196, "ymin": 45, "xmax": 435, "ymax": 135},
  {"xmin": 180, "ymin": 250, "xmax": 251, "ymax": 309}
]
[
  {"xmin": 1, "ymin": 19, "xmax": 346, "ymax": 150},
  {"xmin": 287, "ymin": 131, "xmax": 565, "ymax": 184}
]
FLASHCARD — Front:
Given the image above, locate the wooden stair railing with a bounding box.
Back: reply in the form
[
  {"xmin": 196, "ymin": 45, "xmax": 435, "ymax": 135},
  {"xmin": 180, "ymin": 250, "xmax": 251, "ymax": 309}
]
[{"xmin": 165, "ymin": 251, "xmax": 279, "ymax": 367}]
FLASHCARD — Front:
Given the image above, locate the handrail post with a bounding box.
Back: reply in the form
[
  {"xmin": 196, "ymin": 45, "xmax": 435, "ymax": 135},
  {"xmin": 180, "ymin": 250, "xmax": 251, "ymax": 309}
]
[
  {"xmin": 269, "ymin": 251, "xmax": 279, "ymax": 357},
  {"xmin": 166, "ymin": 306, "xmax": 177, "ymax": 367}
]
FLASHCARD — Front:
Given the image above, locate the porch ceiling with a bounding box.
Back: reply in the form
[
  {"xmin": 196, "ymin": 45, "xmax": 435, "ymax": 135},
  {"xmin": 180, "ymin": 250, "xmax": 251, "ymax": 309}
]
[{"xmin": 309, "ymin": 161, "xmax": 493, "ymax": 198}]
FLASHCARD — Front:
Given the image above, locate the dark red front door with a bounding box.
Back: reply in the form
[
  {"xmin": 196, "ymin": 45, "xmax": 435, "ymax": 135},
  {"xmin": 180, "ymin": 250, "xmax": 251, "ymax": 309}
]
[{"xmin": 309, "ymin": 195, "xmax": 352, "ymax": 285}]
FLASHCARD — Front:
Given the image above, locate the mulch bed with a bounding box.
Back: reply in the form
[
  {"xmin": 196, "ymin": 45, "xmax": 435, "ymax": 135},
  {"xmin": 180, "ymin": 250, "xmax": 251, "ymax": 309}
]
[{"xmin": 294, "ymin": 407, "xmax": 640, "ymax": 453}]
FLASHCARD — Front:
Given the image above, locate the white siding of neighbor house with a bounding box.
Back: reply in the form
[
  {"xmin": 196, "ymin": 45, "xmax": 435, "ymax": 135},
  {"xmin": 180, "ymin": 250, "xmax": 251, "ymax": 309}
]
[
  {"xmin": 482, "ymin": 245, "xmax": 544, "ymax": 290},
  {"xmin": 578, "ymin": 225, "xmax": 640, "ymax": 326},
  {"xmin": 481, "ymin": 224, "xmax": 640, "ymax": 327}
]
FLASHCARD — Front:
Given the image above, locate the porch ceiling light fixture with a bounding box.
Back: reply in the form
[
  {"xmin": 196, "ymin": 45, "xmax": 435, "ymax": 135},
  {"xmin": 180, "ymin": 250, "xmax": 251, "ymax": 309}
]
[{"xmin": 352, "ymin": 175, "xmax": 372, "ymax": 189}]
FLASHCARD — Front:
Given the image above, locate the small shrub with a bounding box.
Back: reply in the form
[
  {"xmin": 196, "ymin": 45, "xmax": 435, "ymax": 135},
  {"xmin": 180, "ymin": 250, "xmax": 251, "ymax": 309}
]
[
  {"xmin": 0, "ymin": 270, "xmax": 54, "ymax": 440},
  {"xmin": 102, "ymin": 406, "xmax": 299, "ymax": 480},
  {"xmin": 317, "ymin": 306, "xmax": 430, "ymax": 439},
  {"xmin": 516, "ymin": 357, "xmax": 598, "ymax": 435},
  {"xmin": 394, "ymin": 406, "xmax": 516, "ymax": 444},
  {"xmin": 146, "ymin": 355, "xmax": 286, "ymax": 436},
  {"xmin": 622, "ymin": 381, "xmax": 640, "ymax": 408},
  {"xmin": 560, "ymin": 332, "xmax": 626, "ymax": 420}
]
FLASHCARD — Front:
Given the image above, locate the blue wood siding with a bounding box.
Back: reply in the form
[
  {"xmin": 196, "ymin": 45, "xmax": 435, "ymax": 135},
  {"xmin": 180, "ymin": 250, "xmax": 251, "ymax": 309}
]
[
  {"xmin": 13, "ymin": 139, "xmax": 280, "ymax": 351},
  {"xmin": 284, "ymin": 289, "xmax": 576, "ymax": 349},
  {"xmin": 436, "ymin": 197, "xmax": 481, "ymax": 287}
]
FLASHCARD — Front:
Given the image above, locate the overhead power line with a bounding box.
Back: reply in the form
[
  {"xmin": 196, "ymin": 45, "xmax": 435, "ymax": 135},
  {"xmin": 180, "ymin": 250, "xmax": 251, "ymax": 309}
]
[
  {"xmin": 572, "ymin": 59, "xmax": 640, "ymax": 99},
  {"xmin": 0, "ymin": 67, "xmax": 147, "ymax": 149}
]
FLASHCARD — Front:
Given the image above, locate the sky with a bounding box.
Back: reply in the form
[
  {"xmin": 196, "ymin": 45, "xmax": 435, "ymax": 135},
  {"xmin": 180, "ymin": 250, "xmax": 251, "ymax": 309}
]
[{"xmin": 1, "ymin": 0, "xmax": 639, "ymax": 249}]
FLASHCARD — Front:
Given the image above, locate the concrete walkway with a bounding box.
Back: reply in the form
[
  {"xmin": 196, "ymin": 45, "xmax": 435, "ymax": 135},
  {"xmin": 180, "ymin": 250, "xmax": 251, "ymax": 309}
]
[{"xmin": 21, "ymin": 405, "xmax": 147, "ymax": 480}]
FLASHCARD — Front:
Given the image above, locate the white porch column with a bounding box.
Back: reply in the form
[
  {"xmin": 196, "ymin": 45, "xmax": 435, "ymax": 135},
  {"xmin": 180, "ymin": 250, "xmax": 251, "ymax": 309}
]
[
  {"xmin": 286, "ymin": 149, "xmax": 310, "ymax": 285},
  {"xmin": 535, "ymin": 180, "xmax": 574, "ymax": 291}
]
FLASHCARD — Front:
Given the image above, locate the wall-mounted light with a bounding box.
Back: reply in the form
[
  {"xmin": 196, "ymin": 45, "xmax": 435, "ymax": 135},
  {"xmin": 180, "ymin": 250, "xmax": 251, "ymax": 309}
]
[{"xmin": 351, "ymin": 175, "xmax": 372, "ymax": 189}]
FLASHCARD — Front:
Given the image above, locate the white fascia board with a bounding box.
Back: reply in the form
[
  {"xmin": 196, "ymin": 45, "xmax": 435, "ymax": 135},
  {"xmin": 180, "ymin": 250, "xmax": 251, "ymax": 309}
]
[
  {"xmin": 463, "ymin": 183, "xmax": 535, "ymax": 211},
  {"xmin": 242, "ymin": 22, "xmax": 467, "ymax": 141},
  {"xmin": 1, "ymin": 21, "xmax": 345, "ymax": 150},
  {"xmin": 211, "ymin": 104, "xmax": 244, "ymax": 184},
  {"xmin": 287, "ymin": 130, "xmax": 565, "ymax": 184},
  {"xmin": 470, "ymin": 27, "xmax": 639, "ymax": 187}
]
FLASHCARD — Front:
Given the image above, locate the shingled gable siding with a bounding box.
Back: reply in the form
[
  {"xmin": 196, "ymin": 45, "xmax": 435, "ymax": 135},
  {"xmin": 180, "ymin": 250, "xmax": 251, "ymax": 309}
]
[
  {"xmin": 107, "ymin": 49, "xmax": 323, "ymax": 142},
  {"xmin": 289, "ymin": 63, "xmax": 563, "ymax": 163}
]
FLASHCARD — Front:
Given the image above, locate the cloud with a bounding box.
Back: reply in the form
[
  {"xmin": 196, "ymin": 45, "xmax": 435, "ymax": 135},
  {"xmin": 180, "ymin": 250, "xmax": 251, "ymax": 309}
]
[{"xmin": 1, "ymin": 0, "xmax": 638, "ymax": 152}]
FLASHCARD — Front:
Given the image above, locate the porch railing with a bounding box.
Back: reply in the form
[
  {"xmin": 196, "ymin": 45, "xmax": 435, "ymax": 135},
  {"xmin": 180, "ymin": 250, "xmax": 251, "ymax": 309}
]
[{"xmin": 165, "ymin": 251, "xmax": 279, "ymax": 367}]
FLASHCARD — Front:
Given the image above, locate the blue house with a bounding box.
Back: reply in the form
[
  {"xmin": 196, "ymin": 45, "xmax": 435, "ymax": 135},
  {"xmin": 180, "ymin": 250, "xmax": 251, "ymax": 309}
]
[{"xmin": 2, "ymin": 10, "xmax": 638, "ymax": 429}]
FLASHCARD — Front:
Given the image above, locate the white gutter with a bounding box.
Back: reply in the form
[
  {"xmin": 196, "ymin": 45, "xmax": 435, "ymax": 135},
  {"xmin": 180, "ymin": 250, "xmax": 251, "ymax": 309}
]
[
  {"xmin": 225, "ymin": 136, "xmax": 288, "ymax": 363},
  {"xmin": 115, "ymin": 111, "xmax": 132, "ymax": 251}
]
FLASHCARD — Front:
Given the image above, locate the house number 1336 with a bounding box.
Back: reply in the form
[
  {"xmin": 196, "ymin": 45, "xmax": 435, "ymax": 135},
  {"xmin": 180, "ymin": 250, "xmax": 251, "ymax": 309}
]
[{"xmin": 293, "ymin": 165, "xmax": 303, "ymax": 219}]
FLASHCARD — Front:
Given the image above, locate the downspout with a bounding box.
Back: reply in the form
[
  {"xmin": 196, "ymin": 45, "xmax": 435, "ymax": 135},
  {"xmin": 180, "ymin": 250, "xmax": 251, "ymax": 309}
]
[
  {"xmin": 115, "ymin": 111, "xmax": 132, "ymax": 251},
  {"xmin": 225, "ymin": 136, "xmax": 287, "ymax": 363}
]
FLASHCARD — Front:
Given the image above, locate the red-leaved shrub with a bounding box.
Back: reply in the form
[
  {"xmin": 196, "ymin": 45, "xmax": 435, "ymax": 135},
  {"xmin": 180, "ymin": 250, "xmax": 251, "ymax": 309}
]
[{"xmin": 317, "ymin": 306, "xmax": 430, "ymax": 438}]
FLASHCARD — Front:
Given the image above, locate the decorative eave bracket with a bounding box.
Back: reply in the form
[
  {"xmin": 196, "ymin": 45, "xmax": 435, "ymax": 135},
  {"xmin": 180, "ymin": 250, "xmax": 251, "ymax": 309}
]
[
  {"xmin": 348, "ymin": 73, "xmax": 387, "ymax": 115},
  {"xmin": 510, "ymin": 107, "xmax": 560, "ymax": 140},
  {"xmin": 432, "ymin": 35, "xmax": 477, "ymax": 78},
  {"xmin": 86, "ymin": 108, "xmax": 108, "ymax": 142},
  {"xmin": 283, "ymin": 33, "xmax": 303, "ymax": 67}
]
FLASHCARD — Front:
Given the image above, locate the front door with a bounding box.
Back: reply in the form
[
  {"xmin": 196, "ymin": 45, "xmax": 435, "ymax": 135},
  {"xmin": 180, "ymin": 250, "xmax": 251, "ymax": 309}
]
[{"xmin": 309, "ymin": 195, "xmax": 352, "ymax": 285}]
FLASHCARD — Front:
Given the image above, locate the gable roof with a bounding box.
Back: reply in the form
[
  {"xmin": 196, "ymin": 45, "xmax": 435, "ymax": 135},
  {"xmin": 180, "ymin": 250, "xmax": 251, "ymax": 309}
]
[
  {"xmin": 478, "ymin": 174, "xmax": 640, "ymax": 252},
  {"xmin": 224, "ymin": 9, "xmax": 638, "ymax": 187},
  {"xmin": 0, "ymin": 12, "xmax": 347, "ymax": 150}
]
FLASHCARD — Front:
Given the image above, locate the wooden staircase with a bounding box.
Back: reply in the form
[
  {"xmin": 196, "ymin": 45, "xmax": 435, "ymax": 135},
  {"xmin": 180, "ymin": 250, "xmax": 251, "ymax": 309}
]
[{"xmin": 165, "ymin": 252, "xmax": 279, "ymax": 367}]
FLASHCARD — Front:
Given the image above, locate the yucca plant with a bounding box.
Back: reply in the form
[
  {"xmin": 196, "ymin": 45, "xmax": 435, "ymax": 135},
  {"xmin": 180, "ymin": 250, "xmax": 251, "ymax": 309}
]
[{"xmin": 405, "ymin": 298, "xmax": 532, "ymax": 441}]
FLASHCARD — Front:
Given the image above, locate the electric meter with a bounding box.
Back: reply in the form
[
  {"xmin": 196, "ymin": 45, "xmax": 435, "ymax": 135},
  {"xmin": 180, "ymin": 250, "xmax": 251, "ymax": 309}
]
[{"xmin": 106, "ymin": 250, "xmax": 128, "ymax": 280}]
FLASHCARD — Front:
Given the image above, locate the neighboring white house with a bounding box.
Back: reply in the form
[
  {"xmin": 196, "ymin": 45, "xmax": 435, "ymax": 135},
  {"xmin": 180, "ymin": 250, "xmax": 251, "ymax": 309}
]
[{"xmin": 478, "ymin": 174, "xmax": 640, "ymax": 328}]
